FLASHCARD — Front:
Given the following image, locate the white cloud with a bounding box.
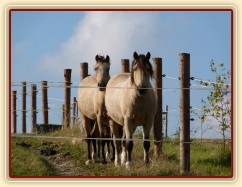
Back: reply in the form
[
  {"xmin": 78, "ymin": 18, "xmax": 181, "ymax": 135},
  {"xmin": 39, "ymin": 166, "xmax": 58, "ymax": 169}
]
[
  {"xmin": 36, "ymin": 12, "xmax": 168, "ymax": 81},
  {"xmin": 12, "ymin": 42, "xmax": 29, "ymax": 59}
]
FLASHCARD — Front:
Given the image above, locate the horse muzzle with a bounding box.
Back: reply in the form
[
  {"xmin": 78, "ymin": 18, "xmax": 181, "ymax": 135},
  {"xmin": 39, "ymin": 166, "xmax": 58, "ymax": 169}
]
[
  {"xmin": 97, "ymin": 82, "xmax": 107, "ymax": 88},
  {"xmin": 137, "ymin": 86, "xmax": 146, "ymax": 95}
]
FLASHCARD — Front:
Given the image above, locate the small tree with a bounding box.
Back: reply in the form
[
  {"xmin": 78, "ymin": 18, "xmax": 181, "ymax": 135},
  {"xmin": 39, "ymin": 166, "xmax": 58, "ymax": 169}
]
[
  {"xmin": 198, "ymin": 60, "xmax": 231, "ymax": 148},
  {"xmin": 190, "ymin": 108, "xmax": 212, "ymax": 142}
]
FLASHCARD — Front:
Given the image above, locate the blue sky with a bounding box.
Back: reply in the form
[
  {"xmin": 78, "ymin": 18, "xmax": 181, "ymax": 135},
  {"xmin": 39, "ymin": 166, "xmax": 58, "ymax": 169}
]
[{"xmin": 11, "ymin": 10, "xmax": 231, "ymax": 138}]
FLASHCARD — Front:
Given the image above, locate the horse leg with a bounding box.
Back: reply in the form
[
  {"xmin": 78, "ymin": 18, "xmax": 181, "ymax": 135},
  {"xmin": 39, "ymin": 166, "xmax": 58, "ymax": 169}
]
[
  {"xmin": 93, "ymin": 121, "xmax": 101, "ymax": 159},
  {"xmin": 101, "ymin": 135, "xmax": 107, "ymax": 164},
  {"xmin": 106, "ymin": 135, "xmax": 111, "ymax": 161},
  {"xmin": 143, "ymin": 119, "xmax": 153, "ymax": 165},
  {"xmin": 124, "ymin": 119, "xmax": 136, "ymax": 169},
  {"xmin": 97, "ymin": 115, "xmax": 107, "ymax": 164},
  {"xmin": 110, "ymin": 133, "xmax": 115, "ymax": 162},
  {"xmin": 91, "ymin": 120, "xmax": 100, "ymax": 163},
  {"xmin": 81, "ymin": 114, "xmax": 92, "ymax": 165},
  {"xmin": 96, "ymin": 124, "xmax": 101, "ymax": 160},
  {"xmin": 110, "ymin": 119, "xmax": 122, "ymax": 167},
  {"xmin": 97, "ymin": 138, "xmax": 101, "ymax": 159},
  {"xmin": 121, "ymin": 128, "xmax": 127, "ymax": 165}
]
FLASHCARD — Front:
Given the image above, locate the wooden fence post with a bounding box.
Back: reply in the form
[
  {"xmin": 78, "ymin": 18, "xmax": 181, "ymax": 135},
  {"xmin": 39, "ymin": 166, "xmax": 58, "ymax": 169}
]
[
  {"xmin": 64, "ymin": 69, "xmax": 72, "ymax": 129},
  {"xmin": 31, "ymin": 84, "xmax": 37, "ymax": 133},
  {"xmin": 79, "ymin": 63, "xmax": 88, "ymax": 129},
  {"xmin": 152, "ymin": 58, "xmax": 163, "ymax": 157},
  {"xmin": 165, "ymin": 105, "xmax": 168, "ymax": 138},
  {"xmin": 76, "ymin": 100, "xmax": 78, "ymax": 123},
  {"xmin": 12, "ymin": 90, "xmax": 17, "ymax": 133},
  {"xmin": 22, "ymin": 82, "xmax": 27, "ymax": 134},
  {"xmin": 80, "ymin": 62, "xmax": 88, "ymax": 81},
  {"xmin": 42, "ymin": 81, "xmax": 48, "ymax": 125},
  {"xmin": 72, "ymin": 97, "xmax": 77, "ymax": 128},
  {"xmin": 179, "ymin": 53, "xmax": 190, "ymax": 175},
  {"xmin": 121, "ymin": 59, "xmax": 130, "ymax": 73},
  {"xmin": 62, "ymin": 104, "xmax": 65, "ymax": 126}
]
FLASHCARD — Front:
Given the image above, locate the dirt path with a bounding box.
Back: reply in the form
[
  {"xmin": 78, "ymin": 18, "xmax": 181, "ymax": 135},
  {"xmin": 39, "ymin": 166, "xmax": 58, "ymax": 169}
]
[
  {"xmin": 17, "ymin": 140, "xmax": 84, "ymax": 176},
  {"xmin": 41, "ymin": 153, "xmax": 83, "ymax": 176}
]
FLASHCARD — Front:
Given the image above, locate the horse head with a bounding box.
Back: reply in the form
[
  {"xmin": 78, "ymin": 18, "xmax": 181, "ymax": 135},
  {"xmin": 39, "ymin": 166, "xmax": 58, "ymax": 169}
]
[
  {"xmin": 94, "ymin": 55, "xmax": 111, "ymax": 88},
  {"xmin": 131, "ymin": 51, "xmax": 153, "ymax": 95}
]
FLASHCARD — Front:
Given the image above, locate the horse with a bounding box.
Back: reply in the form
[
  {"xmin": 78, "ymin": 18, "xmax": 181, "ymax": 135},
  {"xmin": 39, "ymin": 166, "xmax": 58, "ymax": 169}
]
[
  {"xmin": 77, "ymin": 54, "xmax": 114, "ymax": 164},
  {"xmin": 105, "ymin": 51, "xmax": 157, "ymax": 169}
]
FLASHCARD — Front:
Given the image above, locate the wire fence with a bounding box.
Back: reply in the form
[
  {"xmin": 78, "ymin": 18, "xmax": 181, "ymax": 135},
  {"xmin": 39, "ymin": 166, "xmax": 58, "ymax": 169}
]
[
  {"xmin": 11, "ymin": 84, "xmax": 231, "ymax": 91},
  {"xmin": 11, "ymin": 134, "xmax": 231, "ymax": 145},
  {"xmin": 10, "ymin": 74, "xmax": 231, "ymax": 139}
]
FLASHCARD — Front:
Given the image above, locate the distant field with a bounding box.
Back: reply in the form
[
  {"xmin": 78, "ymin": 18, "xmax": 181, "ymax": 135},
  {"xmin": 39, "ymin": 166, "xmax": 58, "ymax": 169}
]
[{"xmin": 10, "ymin": 129, "xmax": 231, "ymax": 177}]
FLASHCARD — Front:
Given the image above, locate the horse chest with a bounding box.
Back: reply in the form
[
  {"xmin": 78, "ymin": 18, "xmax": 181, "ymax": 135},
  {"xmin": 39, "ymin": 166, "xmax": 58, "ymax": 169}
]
[
  {"xmin": 123, "ymin": 100, "xmax": 147, "ymax": 122},
  {"xmin": 94, "ymin": 91, "xmax": 106, "ymax": 115}
]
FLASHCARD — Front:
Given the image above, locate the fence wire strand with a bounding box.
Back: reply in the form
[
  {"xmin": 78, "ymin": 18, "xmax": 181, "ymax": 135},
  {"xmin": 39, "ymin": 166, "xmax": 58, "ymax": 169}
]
[
  {"xmin": 11, "ymin": 84, "xmax": 231, "ymax": 91},
  {"xmin": 11, "ymin": 134, "xmax": 231, "ymax": 145}
]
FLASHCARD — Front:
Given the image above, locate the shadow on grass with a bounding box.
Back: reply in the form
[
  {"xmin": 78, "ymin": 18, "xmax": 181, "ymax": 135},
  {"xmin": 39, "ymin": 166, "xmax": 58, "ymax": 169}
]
[{"xmin": 38, "ymin": 156, "xmax": 58, "ymax": 176}]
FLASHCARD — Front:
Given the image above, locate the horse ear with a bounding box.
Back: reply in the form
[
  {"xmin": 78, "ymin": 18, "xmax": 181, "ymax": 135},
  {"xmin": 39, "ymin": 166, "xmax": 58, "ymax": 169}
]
[
  {"xmin": 95, "ymin": 55, "xmax": 99, "ymax": 62},
  {"xmin": 106, "ymin": 55, "xmax": 110, "ymax": 63},
  {"xmin": 146, "ymin": 52, "xmax": 151, "ymax": 60},
  {"xmin": 133, "ymin": 51, "xmax": 138, "ymax": 60}
]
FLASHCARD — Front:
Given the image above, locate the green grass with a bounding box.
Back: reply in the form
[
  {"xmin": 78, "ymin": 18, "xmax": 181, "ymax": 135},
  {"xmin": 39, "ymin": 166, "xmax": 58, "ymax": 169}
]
[
  {"xmin": 11, "ymin": 143, "xmax": 57, "ymax": 176},
  {"xmin": 10, "ymin": 129, "xmax": 232, "ymax": 177}
]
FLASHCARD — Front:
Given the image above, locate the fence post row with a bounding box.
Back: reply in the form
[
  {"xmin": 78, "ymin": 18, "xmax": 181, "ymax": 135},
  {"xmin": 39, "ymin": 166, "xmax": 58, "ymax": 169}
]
[
  {"xmin": 179, "ymin": 53, "xmax": 191, "ymax": 175},
  {"xmin": 12, "ymin": 90, "xmax": 17, "ymax": 134},
  {"xmin": 31, "ymin": 84, "xmax": 37, "ymax": 133},
  {"xmin": 64, "ymin": 69, "xmax": 72, "ymax": 129},
  {"xmin": 152, "ymin": 57, "xmax": 163, "ymax": 157},
  {"xmin": 22, "ymin": 82, "xmax": 27, "ymax": 133},
  {"xmin": 121, "ymin": 59, "xmax": 130, "ymax": 73},
  {"xmin": 42, "ymin": 81, "xmax": 48, "ymax": 125}
]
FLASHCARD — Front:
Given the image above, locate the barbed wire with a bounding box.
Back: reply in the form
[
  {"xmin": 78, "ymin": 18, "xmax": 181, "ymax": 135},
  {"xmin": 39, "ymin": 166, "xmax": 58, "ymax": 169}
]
[
  {"xmin": 164, "ymin": 75, "xmax": 231, "ymax": 85},
  {"xmin": 11, "ymin": 74, "xmax": 231, "ymax": 87}
]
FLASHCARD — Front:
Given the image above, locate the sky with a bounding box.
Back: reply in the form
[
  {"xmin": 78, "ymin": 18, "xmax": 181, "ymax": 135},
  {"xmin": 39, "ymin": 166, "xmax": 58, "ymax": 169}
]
[{"xmin": 11, "ymin": 10, "xmax": 232, "ymax": 138}]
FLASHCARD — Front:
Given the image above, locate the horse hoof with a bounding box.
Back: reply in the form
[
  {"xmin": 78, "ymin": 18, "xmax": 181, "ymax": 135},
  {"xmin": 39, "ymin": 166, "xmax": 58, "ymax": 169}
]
[
  {"xmin": 144, "ymin": 160, "xmax": 150, "ymax": 165},
  {"xmin": 92, "ymin": 153, "xmax": 100, "ymax": 163},
  {"xmin": 92, "ymin": 152, "xmax": 99, "ymax": 160},
  {"xmin": 93, "ymin": 158, "xmax": 101, "ymax": 163},
  {"xmin": 121, "ymin": 160, "xmax": 126, "ymax": 165},
  {"xmin": 106, "ymin": 152, "xmax": 110, "ymax": 161},
  {"xmin": 85, "ymin": 160, "xmax": 92, "ymax": 165},
  {"xmin": 115, "ymin": 160, "xmax": 121, "ymax": 167},
  {"xmin": 125, "ymin": 162, "xmax": 132, "ymax": 169},
  {"xmin": 102, "ymin": 160, "xmax": 108, "ymax": 165},
  {"xmin": 121, "ymin": 152, "xmax": 126, "ymax": 165}
]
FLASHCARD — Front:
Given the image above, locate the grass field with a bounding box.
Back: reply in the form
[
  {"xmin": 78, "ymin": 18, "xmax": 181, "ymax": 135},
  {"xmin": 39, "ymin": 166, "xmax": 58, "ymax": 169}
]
[{"xmin": 10, "ymin": 128, "xmax": 231, "ymax": 177}]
